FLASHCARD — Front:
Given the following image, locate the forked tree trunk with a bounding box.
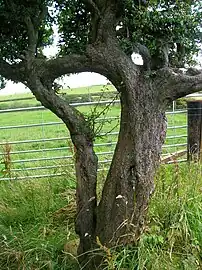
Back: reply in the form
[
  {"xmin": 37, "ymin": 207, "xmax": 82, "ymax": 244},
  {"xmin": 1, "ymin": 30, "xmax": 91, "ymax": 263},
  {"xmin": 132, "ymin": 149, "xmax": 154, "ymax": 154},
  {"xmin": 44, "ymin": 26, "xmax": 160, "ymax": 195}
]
[
  {"xmin": 27, "ymin": 51, "xmax": 167, "ymax": 269},
  {"xmin": 74, "ymin": 76, "xmax": 168, "ymax": 270}
]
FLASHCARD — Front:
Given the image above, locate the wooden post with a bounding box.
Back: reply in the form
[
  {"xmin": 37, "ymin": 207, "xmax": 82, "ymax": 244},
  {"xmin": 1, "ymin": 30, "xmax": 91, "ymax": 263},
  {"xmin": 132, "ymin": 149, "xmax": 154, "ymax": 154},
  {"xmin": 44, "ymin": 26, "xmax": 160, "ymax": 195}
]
[{"xmin": 187, "ymin": 100, "xmax": 202, "ymax": 162}]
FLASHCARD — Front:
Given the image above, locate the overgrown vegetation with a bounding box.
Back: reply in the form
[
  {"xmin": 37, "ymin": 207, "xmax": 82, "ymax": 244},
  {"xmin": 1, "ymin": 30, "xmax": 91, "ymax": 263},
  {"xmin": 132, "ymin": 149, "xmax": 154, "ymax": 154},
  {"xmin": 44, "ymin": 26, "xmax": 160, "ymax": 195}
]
[{"xmin": 0, "ymin": 163, "xmax": 201, "ymax": 269}]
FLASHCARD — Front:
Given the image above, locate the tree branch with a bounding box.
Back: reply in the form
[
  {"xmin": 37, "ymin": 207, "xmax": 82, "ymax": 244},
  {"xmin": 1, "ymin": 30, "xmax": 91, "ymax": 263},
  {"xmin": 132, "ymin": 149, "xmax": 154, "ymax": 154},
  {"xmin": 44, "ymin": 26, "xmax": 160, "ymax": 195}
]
[
  {"xmin": 133, "ymin": 43, "xmax": 151, "ymax": 70},
  {"xmin": 36, "ymin": 5, "xmax": 48, "ymax": 27},
  {"xmin": 24, "ymin": 16, "xmax": 38, "ymax": 57},
  {"xmin": 151, "ymin": 43, "xmax": 170, "ymax": 70},
  {"xmin": 0, "ymin": 60, "xmax": 25, "ymax": 83},
  {"xmin": 82, "ymin": 0, "xmax": 101, "ymax": 16},
  {"xmin": 24, "ymin": 4, "xmax": 47, "ymax": 59},
  {"xmin": 42, "ymin": 53, "xmax": 109, "ymax": 83},
  {"xmin": 28, "ymin": 76, "xmax": 93, "ymax": 139},
  {"xmin": 155, "ymin": 67, "xmax": 202, "ymax": 101},
  {"xmin": 85, "ymin": 0, "xmax": 119, "ymax": 42}
]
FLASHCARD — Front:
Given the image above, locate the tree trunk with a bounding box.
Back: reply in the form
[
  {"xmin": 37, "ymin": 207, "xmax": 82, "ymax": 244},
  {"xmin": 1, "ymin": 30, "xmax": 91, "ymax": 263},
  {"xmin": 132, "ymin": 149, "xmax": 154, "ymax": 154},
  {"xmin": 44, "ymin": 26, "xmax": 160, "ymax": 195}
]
[
  {"xmin": 96, "ymin": 78, "xmax": 167, "ymax": 247},
  {"xmin": 72, "ymin": 134, "xmax": 98, "ymax": 255},
  {"xmin": 27, "ymin": 76, "xmax": 99, "ymax": 259},
  {"xmin": 27, "ymin": 51, "xmax": 168, "ymax": 269}
]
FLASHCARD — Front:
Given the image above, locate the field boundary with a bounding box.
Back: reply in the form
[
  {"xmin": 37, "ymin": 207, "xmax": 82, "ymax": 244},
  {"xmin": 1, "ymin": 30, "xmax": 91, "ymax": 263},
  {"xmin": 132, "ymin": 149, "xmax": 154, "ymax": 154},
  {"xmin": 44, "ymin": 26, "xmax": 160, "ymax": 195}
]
[{"xmin": 0, "ymin": 89, "xmax": 198, "ymax": 181}]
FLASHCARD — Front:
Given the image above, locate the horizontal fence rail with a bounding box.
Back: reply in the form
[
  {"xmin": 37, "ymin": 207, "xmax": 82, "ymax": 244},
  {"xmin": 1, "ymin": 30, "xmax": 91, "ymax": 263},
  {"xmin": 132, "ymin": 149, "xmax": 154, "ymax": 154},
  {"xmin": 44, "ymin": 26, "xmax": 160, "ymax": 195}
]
[
  {"xmin": 0, "ymin": 100, "xmax": 120, "ymax": 114},
  {"xmin": 0, "ymin": 89, "xmax": 194, "ymax": 181}
]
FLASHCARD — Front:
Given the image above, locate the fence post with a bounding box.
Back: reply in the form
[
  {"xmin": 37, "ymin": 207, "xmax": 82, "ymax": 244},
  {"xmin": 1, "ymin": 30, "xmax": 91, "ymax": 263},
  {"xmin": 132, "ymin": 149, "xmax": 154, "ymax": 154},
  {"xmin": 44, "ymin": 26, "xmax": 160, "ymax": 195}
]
[{"xmin": 187, "ymin": 100, "xmax": 202, "ymax": 162}]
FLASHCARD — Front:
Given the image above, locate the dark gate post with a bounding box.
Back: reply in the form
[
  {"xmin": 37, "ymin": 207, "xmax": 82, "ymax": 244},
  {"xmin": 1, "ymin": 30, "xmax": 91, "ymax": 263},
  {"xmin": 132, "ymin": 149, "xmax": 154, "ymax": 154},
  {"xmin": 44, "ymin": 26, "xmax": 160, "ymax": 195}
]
[{"xmin": 187, "ymin": 100, "xmax": 202, "ymax": 162}]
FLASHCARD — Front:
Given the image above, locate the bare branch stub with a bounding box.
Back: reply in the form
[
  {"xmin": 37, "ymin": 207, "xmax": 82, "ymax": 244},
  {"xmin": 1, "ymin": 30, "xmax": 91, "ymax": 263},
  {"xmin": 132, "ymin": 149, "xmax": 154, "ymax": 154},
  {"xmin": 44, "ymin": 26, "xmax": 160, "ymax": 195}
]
[{"xmin": 155, "ymin": 68, "xmax": 202, "ymax": 102}]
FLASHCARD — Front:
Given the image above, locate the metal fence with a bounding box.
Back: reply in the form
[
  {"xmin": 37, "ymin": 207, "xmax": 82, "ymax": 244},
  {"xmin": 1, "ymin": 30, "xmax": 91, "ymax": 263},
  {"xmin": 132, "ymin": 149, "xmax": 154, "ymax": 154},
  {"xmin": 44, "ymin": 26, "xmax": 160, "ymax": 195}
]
[{"xmin": 0, "ymin": 91, "xmax": 198, "ymax": 181}]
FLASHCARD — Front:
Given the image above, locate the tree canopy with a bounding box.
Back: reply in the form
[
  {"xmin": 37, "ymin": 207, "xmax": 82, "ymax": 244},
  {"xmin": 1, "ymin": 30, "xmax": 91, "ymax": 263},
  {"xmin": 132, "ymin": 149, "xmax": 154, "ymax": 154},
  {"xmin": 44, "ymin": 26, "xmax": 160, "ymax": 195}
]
[{"xmin": 0, "ymin": 1, "xmax": 201, "ymax": 67}]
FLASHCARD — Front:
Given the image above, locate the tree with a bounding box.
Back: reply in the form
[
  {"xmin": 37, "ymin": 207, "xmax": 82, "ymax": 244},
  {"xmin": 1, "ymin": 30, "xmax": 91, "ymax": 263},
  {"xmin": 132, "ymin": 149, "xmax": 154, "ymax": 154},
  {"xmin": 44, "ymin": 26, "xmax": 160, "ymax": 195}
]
[{"xmin": 0, "ymin": 0, "xmax": 202, "ymax": 268}]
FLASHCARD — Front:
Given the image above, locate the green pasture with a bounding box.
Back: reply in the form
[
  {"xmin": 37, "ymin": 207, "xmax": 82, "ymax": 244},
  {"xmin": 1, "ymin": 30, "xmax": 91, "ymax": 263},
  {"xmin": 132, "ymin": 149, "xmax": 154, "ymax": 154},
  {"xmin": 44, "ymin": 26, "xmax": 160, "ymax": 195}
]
[
  {"xmin": 0, "ymin": 84, "xmax": 116, "ymax": 109},
  {"xmin": 0, "ymin": 84, "xmax": 187, "ymax": 179}
]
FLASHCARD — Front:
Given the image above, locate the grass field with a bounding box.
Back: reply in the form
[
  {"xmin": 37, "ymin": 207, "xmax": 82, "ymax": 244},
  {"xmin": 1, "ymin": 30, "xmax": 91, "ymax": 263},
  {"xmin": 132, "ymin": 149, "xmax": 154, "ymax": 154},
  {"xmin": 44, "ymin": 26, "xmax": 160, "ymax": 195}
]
[
  {"xmin": 0, "ymin": 85, "xmax": 187, "ymax": 180},
  {"xmin": 0, "ymin": 85, "xmax": 201, "ymax": 269},
  {"xmin": 0, "ymin": 163, "xmax": 201, "ymax": 269}
]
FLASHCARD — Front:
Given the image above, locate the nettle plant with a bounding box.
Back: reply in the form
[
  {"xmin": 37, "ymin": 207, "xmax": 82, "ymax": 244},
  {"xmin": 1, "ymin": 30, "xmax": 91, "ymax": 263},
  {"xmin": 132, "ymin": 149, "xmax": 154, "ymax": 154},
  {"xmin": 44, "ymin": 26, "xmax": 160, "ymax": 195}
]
[{"xmin": 0, "ymin": 0, "xmax": 202, "ymax": 268}]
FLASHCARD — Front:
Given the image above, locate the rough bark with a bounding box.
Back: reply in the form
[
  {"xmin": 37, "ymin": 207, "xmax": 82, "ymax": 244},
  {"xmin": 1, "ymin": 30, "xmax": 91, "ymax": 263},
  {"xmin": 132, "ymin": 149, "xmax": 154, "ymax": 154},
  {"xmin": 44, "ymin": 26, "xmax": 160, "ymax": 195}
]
[
  {"xmin": 74, "ymin": 134, "xmax": 98, "ymax": 256},
  {"xmin": 27, "ymin": 76, "xmax": 99, "ymax": 258},
  {"xmin": 154, "ymin": 67, "xmax": 202, "ymax": 101},
  {"xmin": 96, "ymin": 76, "xmax": 167, "ymax": 247},
  {"xmin": 24, "ymin": 47, "xmax": 201, "ymax": 269},
  {"xmin": 24, "ymin": 41, "xmax": 169, "ymax": 268}
]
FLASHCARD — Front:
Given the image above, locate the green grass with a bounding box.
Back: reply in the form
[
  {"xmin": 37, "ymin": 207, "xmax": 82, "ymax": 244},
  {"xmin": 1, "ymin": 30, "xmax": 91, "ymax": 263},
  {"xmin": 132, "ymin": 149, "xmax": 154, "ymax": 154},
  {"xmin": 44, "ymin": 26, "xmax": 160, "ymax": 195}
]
[
  {"xmin": 0, "ymin": 163, "xmax": 201, "ymax": 269},
  {"xmin": 0, "ymin": 84, "xmax": 116, "ymax": 109},
  {"xmin": 0, "ymin": 172, "xmax": 78, "ymax": 270},
  {"xmin": 62, "ymin": 84, "xmax": 115, "ymax": 95},
  {"xmin": 0, "ymin": 84, "xmax": 187, "ymax": 179}
]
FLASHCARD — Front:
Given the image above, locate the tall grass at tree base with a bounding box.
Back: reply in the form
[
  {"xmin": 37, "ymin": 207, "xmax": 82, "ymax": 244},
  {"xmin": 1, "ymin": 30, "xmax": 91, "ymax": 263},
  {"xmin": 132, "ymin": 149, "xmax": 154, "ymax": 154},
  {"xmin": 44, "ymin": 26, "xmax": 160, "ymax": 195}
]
[{"xmin": 0, "ymin": 163, "xmax": 202, "ymax": 269}]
